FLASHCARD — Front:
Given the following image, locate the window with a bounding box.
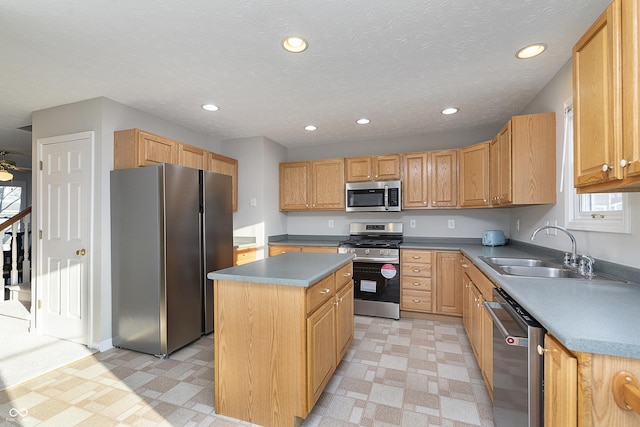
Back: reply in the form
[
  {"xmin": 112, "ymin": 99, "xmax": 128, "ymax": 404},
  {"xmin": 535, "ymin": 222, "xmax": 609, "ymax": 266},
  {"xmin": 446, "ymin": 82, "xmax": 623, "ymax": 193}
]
[{"xmin": 563, "ymin": 99, "xmax": 631, "ymax": 233}]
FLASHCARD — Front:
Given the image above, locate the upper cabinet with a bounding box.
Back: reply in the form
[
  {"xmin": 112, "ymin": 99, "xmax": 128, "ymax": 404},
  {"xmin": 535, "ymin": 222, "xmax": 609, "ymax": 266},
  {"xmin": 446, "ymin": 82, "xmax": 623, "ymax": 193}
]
[
  {"xmin": 490, "ymin": 113, "xmax": 556, "ymax": 206},
  {"xmin": 279, "ymin": 158, "xmax": 345, "ymax": 211},
  {"xmin": 208, "ymin": 152, "xmax": 238, "ymax": 212},
  {"xmin": 114, "ymin": 129, "xmax": 178, "ymax": 168},
  {"xmin": 114, "ymin": 128, "xmax": 239, "ymax": 211},
  {"xmin": 573, "ymin": 0, "xmax": 640, "ymax": 193},
  {"xmin": 402, "ymin": 149, "xmax": 457, "ymax": 209},
  {"xmin": 459, "ymin": 141, "xmax": 490, "ymax": 207},
  {"xmin": 346, "ymin": 155, "xmax": 401, "ymax": 182}
]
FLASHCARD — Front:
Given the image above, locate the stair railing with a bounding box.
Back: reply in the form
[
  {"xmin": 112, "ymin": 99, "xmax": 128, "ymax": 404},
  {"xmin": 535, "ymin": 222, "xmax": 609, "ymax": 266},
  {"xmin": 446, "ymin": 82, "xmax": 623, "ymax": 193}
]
[{"xmin": 0, "ymin": 206, "xmax": 32, "ymax": 286}]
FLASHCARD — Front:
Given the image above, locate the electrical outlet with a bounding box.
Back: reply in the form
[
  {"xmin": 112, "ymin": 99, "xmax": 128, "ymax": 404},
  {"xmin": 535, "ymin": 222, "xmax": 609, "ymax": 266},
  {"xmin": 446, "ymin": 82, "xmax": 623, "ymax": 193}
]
[
  {"xmin": 250, "ymin": 197, "xmax": 257, "ymax": 207},
  {"xmin": 328, "ymin": 219, "xmax": 334, "ymax": 228},
  {"xmin": 410, "ymin": 220, "xmax": 416, "ymax": 228},
  {"xmin": 516, "ymin": 219, "xmax": 520, "ymax": 231},
  {"xmin": 448, "ymin": 219, "xmax": 455, "ymax": 229},
  {"xmin": 545, "ymin": 220, "xmax": 550, "ymax": 235}
]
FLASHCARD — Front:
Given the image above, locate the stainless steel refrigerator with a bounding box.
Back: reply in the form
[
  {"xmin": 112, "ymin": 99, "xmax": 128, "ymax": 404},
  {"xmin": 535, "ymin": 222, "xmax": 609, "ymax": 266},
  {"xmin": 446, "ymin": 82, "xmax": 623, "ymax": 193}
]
[{"xmin": 110, "ymin": 163, "xmax": 232, "ymax": 357}]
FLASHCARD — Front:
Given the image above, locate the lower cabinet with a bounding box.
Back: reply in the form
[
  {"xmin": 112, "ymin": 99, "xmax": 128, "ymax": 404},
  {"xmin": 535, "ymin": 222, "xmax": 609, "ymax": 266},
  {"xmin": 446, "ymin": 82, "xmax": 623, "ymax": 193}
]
[
  {"xmin": 401, "ymin": 249, "xmax": 462, "ymax": 316},
  {"xmin": 461, "ymin": 256, "xmax": 494, "ymax": 397},
  {"xmin": 269, "ymin": 244, "xmax": 337, "ymax": 256},
  {"xmin": 541, "ymin": 333, "xmax": 640, "ymax": 427},
  {"xmin": 214, "ymin": 262, "xmax": 354, "ymax": 426},
  {"xmin": 233, "ymin": 246, "xmax": 256, "ymax": 265}
]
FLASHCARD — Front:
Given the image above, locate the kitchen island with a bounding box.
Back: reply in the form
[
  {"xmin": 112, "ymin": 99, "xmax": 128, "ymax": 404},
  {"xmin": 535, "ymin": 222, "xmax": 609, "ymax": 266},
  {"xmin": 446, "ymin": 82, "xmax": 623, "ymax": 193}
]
[{"xmin": 207, "ymin": 252, "xmax": 354, "ymax": 427}]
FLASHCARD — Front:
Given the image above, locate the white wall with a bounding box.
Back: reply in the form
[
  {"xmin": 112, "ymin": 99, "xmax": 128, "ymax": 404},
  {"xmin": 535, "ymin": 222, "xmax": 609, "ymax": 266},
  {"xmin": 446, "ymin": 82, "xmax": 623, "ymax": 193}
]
[
  {"xmin": 511, "ymin": 61, "xmax": 640, "ymax": 268},
  {"xmin": 32, "ymin": 97, "xmax": 222, "ymax": 350},
  {"xmin": 222, "ymin": 136, "xmax": 287, "ymax": 259}
]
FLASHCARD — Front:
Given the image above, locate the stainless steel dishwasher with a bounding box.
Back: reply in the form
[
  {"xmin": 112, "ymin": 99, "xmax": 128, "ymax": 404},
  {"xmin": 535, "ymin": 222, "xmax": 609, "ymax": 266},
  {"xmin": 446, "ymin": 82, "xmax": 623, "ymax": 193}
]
[{"xmin": 484, "ymin": 288, "xmax": 544, "ymax": 427}]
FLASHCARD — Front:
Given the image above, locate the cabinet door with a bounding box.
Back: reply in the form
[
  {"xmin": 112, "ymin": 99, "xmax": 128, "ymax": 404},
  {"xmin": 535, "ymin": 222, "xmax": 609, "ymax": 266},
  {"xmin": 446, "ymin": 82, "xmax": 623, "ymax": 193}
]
[
  {"xmin": 459, "ymin": 142, "xmax": 490, "ymax": 207},
  {"xmin": 622, "ymin": 0, "xmax": 640, "ymax": 179},
  {"xmin": 346, "ymin": 156, "xmax": 372, "ymax": 181},
  {"xmin": 462, "ymin": 271, "xmax": 473, "ymax": 338},
  {"xmin": 335, "ymin": 282, "xmax": 354, "ymax": 362},
  {"xmin": 306, "ymin": 299, "xmax": 336, "ymax": 410},
  {"xmin": 480, "ymin": 303, "xmax": 494, "ymax": 397},
  {"xmin": 209, "ymin": 152, "xmax": 238, "ymax": 212},
  {"xmin": 402, "ymin": 152, "xmax": 429, "ymax": 208},
  {"xmin": 139, "ymin": 131, "xmax": 178, "ymax": 166},
  {"xmin": 489, "ymin": 137, "xmax": 500, "ymax": 205},
  {"xmin": 280, "ymin": 162, "xmax": 311, "ymax": 210},
  {"xmin": 469, "ymin": 284, "xmax": 483, "ymax": 362},
  {"xmin": 573, "ymin": 1, "xmax": 623, "ymax": 187},
  {"xmin": 178, "ymin": 144, "xmax": 205, "ymax": 170},
  {"xmin": 429, "ymin": 150, "xmax": 458, "ymax": 207},
  {"xmin": 435, "ymin": 251, "xmax": 462, "ymax": 315},
  {"xmin": 373, "ymin": 155, "xmax": 401, "ymax": 180},
  {"xmin": 311, "ymin": 158, "xmax": 345, "ymax": 209},
  {"xmin": 543, "ymin": 334, "xmax": 577, "ymax": 427}
]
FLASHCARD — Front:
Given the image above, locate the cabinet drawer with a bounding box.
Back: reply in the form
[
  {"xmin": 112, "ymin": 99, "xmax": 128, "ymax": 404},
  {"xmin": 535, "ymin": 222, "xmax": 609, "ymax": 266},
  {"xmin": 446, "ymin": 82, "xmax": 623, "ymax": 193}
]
[
  {"xmin": 401, "ymin": 277, "xmax": 432, "ymax": 291},
  {"xmin": 402, "ymin": 262, "xmax": 432, "ymax": 277},
  {"xmin": 402, "ymin": 250, "xmax": 433, "ymax": 263},
  {"xmin": 402, "ymin": 290, "xmax": 432, "ymax": 311},
  {"xmin": 307, "ymin": 274, "xmax": 335, "ymax": 314},
  {"xmin": 335, "ymin": 263, "xmax": 353, "ymax": 289},
  {"xmin": 463, "ymin": 262, "xmax": 494, "ymax": 298},
  {"xmin": 234, "ymin": 247, "xmax": 256, "ymax": 265}
]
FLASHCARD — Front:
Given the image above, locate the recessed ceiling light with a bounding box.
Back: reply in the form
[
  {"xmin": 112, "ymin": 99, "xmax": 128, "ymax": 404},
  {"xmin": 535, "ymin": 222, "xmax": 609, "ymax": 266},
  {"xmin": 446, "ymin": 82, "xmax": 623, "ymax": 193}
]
[
  {"xmin": 516, "ymin": 43, "xmax": 547, "ymax": 59},
  {"xmin": 282, "ymin": 36, "xmax": 308, "ymax": 53},
  {"xmin": 356, "ymin": 118, "xmax": 371, "ymax": 125},
  {"xmin": 304, "ymin": 125, "xmax": 317, "ymax": 131},
  {"xmin": 441, "ymin": 107, "xmax": 459, "ymax": 115},
  {"xmin": 202, "ymin": 104, "xmax": 219, "ymax": 111}
]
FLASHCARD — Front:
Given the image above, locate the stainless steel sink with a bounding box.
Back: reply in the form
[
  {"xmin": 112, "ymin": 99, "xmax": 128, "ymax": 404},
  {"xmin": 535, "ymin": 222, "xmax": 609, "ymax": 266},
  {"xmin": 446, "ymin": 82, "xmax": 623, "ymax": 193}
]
[
  {"xmin": 498, "ymin": 265, "xmax": 585, "ymax": 278},
  {"xmin": 481, "ymin": 257, "xmax": 551, "ymax": 267}
]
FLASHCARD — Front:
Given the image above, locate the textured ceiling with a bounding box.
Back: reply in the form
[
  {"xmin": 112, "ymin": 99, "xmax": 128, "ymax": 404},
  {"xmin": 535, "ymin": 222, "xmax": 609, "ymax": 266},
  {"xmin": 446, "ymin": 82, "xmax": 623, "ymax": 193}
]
[{"xmin": 0, "ymin": 0, "xmax": 610, "ymax": 167}]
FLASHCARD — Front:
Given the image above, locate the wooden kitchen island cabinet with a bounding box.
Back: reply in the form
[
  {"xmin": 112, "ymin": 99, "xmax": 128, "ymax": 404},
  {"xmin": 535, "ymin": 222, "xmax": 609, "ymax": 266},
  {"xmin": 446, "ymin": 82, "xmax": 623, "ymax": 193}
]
[{"xmin": 209, "ymin": 253, "xmax": 354, "ymax": 427}]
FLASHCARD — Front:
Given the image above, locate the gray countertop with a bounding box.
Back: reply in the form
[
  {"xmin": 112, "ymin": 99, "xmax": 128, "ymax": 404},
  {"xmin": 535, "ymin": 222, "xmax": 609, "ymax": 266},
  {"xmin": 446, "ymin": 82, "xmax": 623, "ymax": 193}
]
[
  {"xmin": 208, "ymin": 252, "xmax": 355, "ymax": 287},
  {"xmin": 404, "ymin": 241, "xmax": 640, "ymax": 360}
]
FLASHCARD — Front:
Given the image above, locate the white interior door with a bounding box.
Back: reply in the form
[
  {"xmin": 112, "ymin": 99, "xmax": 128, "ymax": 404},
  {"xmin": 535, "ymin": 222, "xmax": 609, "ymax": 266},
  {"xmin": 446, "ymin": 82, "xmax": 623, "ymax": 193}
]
[{"xmin": 38, "ymin": 132, "xmax": 93, "ymax": 344}]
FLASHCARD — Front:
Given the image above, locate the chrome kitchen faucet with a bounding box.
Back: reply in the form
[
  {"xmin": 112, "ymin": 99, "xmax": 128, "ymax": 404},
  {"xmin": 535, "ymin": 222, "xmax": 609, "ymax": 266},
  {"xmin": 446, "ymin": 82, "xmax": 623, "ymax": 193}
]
[{"xmin": 530, "ymin": 225, "xmax": 579, "ymax": 267}]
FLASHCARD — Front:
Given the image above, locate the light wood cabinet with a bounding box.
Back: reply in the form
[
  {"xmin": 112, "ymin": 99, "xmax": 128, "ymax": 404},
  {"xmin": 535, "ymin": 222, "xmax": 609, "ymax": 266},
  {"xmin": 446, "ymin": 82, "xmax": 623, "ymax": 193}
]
[
  {"xmin": 346, "ymin": 154, "xmax": 401, "ymax": 182},
  {"xmin": 542, "ymin": 334, "xmax": 578, "ymax": 427},
  {"xmin": 400, "ymin": 249, "xmax": 433, "ymax": 312},
  {"xmin": 279, "ymin": 159, "xmax": 345, "ymax": 211},
  {"xmin": 459, "ymin": 141, "xmax": 490, "ymax": 207},
  {"xmin": 114, "ymin": 128, "xmax": 178, "ymax": 168},
  {"xmin": 208, "ymin": 152, "xmax": 238, "ymax": 212},
  {"xmin": 573, "ymin": 0, "xmax": 640, "ymax": 193},
  {"xmin": 461, "ymin": 256, "xmax": 494, "ymax": 397},
  {"xmin": 489, "ymin": 113, "xmax": 556, "ymax": 206},
  {"xmin": 178, "ymin": 144, "xmax": 205, "ymax": 170},
  {"xmin": 114, "ymin": 128, "xmax": 239, "ymax": 211},
  {"xmin": 233, "ymin": 246, "xmax": 256, "ymax": 266},
  {"xmin": 214, "ymin": 261, "xmax": 354, "ymax": 426},
  {"xmin": 434, "ymin": 251, "xmax": 462, "ymax": 316},
  {"xmin": 402, "ymin": 149, "xmax": 457, "ymax": 209}
]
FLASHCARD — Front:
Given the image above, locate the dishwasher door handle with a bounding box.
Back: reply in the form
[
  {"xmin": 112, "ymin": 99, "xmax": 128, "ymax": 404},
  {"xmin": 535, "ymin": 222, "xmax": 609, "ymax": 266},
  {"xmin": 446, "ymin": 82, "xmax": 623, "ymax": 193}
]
[{"xmin": 484, "ymin": 301, "xmax": 529, "ymax": 347}]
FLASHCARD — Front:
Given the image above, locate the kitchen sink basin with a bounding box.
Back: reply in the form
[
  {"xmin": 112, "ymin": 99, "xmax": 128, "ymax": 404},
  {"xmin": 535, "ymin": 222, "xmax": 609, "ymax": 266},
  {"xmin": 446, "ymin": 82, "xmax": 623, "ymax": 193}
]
[
  {"xmin": 498, "ymin": 265, "xmax": 585, "ymax": 278},
  {"xmin": 480, "ymin": 257, "xmax": 552, "ymax": 267}
]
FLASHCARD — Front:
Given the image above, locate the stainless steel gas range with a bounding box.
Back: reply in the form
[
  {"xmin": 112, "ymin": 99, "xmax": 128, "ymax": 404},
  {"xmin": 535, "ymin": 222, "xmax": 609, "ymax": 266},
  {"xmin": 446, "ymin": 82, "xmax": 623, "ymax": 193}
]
[{"xmin": 338, "ymin": 222, "xmax": 402, "ymax": 320}]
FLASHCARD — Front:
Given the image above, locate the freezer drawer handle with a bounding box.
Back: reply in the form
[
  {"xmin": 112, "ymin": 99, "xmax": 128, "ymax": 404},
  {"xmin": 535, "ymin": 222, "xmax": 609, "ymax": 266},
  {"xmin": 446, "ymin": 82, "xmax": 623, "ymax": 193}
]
[{"xmin": 484, "ymin": 301, "xmax": 529, "ymax": 347}]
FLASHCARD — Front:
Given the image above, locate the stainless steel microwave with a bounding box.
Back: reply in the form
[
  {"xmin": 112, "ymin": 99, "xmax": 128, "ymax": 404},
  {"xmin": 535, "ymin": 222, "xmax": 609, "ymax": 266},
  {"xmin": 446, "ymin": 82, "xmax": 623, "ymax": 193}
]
[{"xmin": 345, "ymin": 180, "xmax": 402, "ymax": 212}]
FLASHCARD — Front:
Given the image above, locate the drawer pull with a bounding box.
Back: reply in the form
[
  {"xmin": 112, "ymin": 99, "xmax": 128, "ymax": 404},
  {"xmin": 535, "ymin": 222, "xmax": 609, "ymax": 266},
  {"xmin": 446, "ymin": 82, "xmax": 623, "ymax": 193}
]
[
  {"xmin": 320, "ymin": 288, "xmax": 331, "ymax": 295},
  {"xmin": 412, "ymin": 256, "xmax": 421, "ymax": 259},
  {"xmin": 413, "ymin": 269, "xmax": 421, "ymax": 273},
  {"xmin": 412, "ymin": 282, "xmax": 420, "ymax": 286},
  {"xmin": 343, "ymin": 272, "xmax": 352, "ymax": 277},
  {"xmin": 412, "ymin": 299, "xmax": 421, "ymax": 303}
]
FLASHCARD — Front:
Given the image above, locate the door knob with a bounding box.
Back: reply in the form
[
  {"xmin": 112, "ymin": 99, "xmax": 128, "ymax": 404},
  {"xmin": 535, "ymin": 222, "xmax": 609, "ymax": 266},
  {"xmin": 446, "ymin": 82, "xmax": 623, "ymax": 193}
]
[{"xmin": 76, "ymin": 249, "xmax": 87, "ymax": 256}]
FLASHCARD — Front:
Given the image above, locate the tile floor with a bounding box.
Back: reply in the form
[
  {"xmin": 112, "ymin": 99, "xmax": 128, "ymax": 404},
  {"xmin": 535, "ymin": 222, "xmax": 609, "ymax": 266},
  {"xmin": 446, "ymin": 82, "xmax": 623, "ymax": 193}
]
[{"xmin": 0, "ymin": 316, "xmax": 494, "ymax": 426}]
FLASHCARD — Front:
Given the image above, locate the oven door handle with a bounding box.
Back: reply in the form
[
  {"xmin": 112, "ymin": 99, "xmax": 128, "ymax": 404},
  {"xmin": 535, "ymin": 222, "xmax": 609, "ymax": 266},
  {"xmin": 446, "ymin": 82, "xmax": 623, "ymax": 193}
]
[
  {"xmin": 384, "ymin": 185, "xmax": 389, "ymax": 210},
  {"xmin": 484, "ymin": 301, "xmax": 529, "ymax": 347},
  {"xmin": 353, "ymin": 256, "xmax": 399, "ymax": 263}
]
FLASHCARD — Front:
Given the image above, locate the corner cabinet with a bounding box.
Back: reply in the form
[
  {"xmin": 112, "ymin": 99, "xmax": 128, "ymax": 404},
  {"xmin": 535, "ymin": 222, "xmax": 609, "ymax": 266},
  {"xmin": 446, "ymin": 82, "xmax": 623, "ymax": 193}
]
[
  {"xmin": 114, "ymin": 128, "xmax": 239, "ymax": 211},
  {"xmin": 402, "ymin": 149, "xmax": 458, "ymax": 209},
  {"xmin": 279, "ymin": 159, "xmax": 345, "ymax": 211},
  {"xmin": 573, "ymin": 0, "xmax": 640, "ymax": 193},
  {"xmin": 490, "ymin": 113, "xmax": 556, "ymax": 206},
  {"xmin": 346, "ymin": 154, "xmax": 401, "ymax": 182},
  {"xmin": 214, "ymin": 261, "xmax": 353, "ymax": 427}
]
